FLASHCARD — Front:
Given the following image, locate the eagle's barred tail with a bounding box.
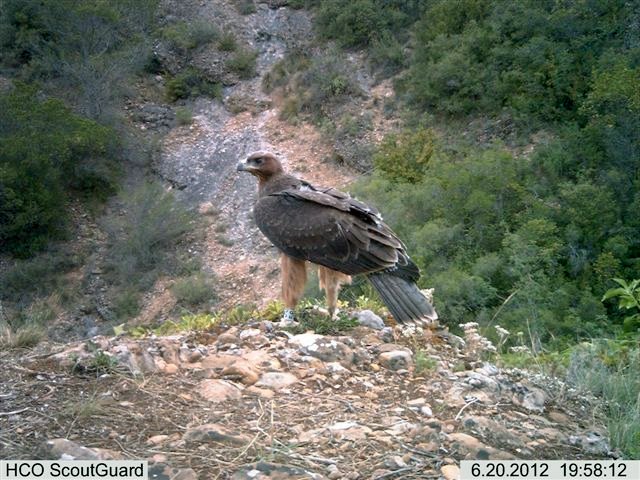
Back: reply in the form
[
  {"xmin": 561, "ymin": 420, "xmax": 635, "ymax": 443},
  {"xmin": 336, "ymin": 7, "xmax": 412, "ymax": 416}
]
[{"xmin": 367, "ymin": 273, "xmax": 438, "ymax": 325}]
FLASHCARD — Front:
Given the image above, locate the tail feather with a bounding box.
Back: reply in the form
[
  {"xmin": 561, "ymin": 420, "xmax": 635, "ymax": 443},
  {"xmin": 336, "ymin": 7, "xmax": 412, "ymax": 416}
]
[{"xmin": 368, "ymin": 272, "xmax": 438, "ymax": 325}]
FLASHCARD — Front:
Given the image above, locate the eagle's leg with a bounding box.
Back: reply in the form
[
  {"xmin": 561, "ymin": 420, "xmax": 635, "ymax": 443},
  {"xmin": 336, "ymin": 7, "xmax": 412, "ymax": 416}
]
[
  {"xmin": 280, "ymin": 254, "xmax": 307, "ymax": 323},
  {"xmin": 318, "ymin": 266, "xmax": 352, "ymax": 318}
]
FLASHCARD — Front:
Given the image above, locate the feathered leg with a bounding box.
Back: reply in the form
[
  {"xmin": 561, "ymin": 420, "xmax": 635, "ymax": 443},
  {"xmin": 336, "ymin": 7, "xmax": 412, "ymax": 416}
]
[
  {"xmin": 281, "ymin": 254, "xmax": 307, "ymax": 323},
  {"xmin": 318, "ymin": 266, "xmax": 351, "ymax": 318}
]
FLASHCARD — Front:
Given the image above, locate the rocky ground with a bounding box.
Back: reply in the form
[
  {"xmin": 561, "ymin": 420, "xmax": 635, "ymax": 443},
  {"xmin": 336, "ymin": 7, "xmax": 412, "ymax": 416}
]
[{"xmin": 0, "ymin": 314, "xmax": 614, "ymax": 479}]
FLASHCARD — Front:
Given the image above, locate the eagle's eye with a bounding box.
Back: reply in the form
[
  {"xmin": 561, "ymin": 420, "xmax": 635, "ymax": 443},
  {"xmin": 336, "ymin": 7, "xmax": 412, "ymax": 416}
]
[{"xmin": 254, "ymin": 157, "xmax": 263, "ymax": 165}]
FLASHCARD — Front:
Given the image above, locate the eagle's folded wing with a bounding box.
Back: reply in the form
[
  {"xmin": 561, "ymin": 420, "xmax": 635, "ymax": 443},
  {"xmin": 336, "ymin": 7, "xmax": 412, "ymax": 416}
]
[{"xmin": 254, "ymin": 187, "xmax": 416, "ymax": 278}]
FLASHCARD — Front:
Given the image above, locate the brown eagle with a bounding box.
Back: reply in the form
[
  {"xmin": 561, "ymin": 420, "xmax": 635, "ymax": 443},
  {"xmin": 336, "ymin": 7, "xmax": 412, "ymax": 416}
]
[{"xmin": 237, "ymin": 151, "xmax": 438, "ymax": 326}]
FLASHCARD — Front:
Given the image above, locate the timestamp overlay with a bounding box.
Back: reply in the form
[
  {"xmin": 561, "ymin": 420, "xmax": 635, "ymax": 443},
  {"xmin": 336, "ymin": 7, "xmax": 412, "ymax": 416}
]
[{"xmin": 461, "ymin": 460, "xmax": 639, "ymax": 480}]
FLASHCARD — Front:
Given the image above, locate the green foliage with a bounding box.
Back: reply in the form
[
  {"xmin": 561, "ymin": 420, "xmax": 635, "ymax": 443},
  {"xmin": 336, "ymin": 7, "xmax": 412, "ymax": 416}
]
[
  {"xmin": 217, "ymin": 31, "xmax": 238, "ymax": 52},
  {"xmin": 314, "ymin": 0, "xmax": 420, "ymax": 48},
  {"xmin": 414, "ymin": 349, "xmax": 437, "ymax": 374},
  {"xmin": 259, "ymin": 300, "xmax": 285, "ymax": 322},
  {"xmin": 568, "ymin": 340, "xmax": 640, "ymax": 458},
  {"xmin": 160, "ymin": 20, "xmax": 218, "ymax": 51},
  {"xmin": 150, "ymin": 312, "xmax": 221, "ymax": 336},
  {"xmin": 407, "ymin": 0, "xmax": 636, "ymax": 121},
  {"xmin": 280, "ymin": 49, "xmax": 362, "ymax": 122},
  {"xmin": 369, "ymin": 31, "xmax": 405, "ymax": 77},
  {"xmin": 0, "ymin": 87, "xmax": 119, "ymax": 257},
  {"xmin": 602, "ymin": 279, "xmax": 640, "ymax": 333},
  {"xmin": 262, "ymin": 51, "xmax": 310, "ymax": 93},
  {"xmin": 227, "ymin": 49, "xmax": 258, "ymax": 79},
  {"xmin": 0, "ymin": 0, "xmax": 158, "ymax": 120},
  {"xmin": 166, "ymin": 68, "xmax": 222, "ymax": 101},
  {"xmin": 373, "ymin": 129, "xmax": 435, "ymax": 183},
  {"xmin": 103, "ymin": 182, "xmax": 195, "ymax": 314},
  {"xmin": 354, "ymin": 121, "xmax": 635, "ymax": 342},
  {"xmin": 234, "ymin": 0, "xmax": 256, "ymax": 15},
  {"xmin": 174, "ymin": 106, "xmax": 193, "ymax": 125},
  {"xmin": 172, "ymin": 273, "xmax": 217, "ymax": 308},
  {"xmin": 0, "ymin": 248, "xmax": 80, "ymax": 304},
  {"xmin": 286, "ymin": 306, "xmax": 359, "ymax": 336},
  {"xmin": 86, "ymin": 350, "xmax": 119, "ymax": 374},
  {"xmin": 0, "ymin": 323, "xmax": 44, "ymax": 349}
]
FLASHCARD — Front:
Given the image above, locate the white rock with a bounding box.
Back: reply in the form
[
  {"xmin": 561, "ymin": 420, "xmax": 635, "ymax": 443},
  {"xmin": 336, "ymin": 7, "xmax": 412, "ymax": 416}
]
[{"xmin": 255, "ymin": 372, "xmax": 298, "ymax": 390}]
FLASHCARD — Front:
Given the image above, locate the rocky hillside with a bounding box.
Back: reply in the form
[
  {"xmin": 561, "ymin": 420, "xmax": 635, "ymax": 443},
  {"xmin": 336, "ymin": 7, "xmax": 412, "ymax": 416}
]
[
  {"xmin": 1, "ymin": 317, "xmax": 614, "ymax": 479},
  {"xmin": 1, "ymin": 1, "xmax": 630, "ymax": 477},
  {"xmin": 129, "ymin": 0, "xmax": 392, "ymax": 314}
]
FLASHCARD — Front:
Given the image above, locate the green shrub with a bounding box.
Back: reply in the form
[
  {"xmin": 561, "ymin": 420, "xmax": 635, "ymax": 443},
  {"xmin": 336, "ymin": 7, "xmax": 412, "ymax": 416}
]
[
  {"xmin": 227, "ymin": 49, "xmax": 258, "ymax": 79},
  {"xmin": 160, "ymin": 21, "xmax": 218, "ymax": 51},
  {"xmin": 104, "ymin": 182, "xmax": 194, "ymax": 288},
  {"xmin": 568, "ymin": 340, "xmax": 640, "ymax": 458},
  {"xmin": 373, "ymin": 129, "xmax": 435, "ymax": 184},
  {"xmin": 408, "ymin": 0, "xmax": 635, "ymax": 121},
  {"xmin": 166, "ymin": 68, "xmax": 222, "ymax": 101},
  {"xmin": 262, "ymin": 51, "xmax": 310, "ymax": 93},
  {"xmin": 112, "ymin": 289, "xmax": 140, "ymax": 320},
  {"xmin": 217, "ymin": 31, "xmax": 237, "ymax": 52},
  {"xmin": 369, "ymin": 31, "xmax": 405, "ymax": 77},
  {"xmin": 285, "ymin": 49, "xmax": 362, "ymax": 121},
  {"xmin": 174, "ymin": 106, "xmax": 193, "ymax": 125},
  {"xmin": 234, "ymin": 0, "xmax": 256, "ymax": 15},
  {"xmin": 172, "ymin": 273, "xmax": 217, "ymax": 308},
  {"xmin": 0, "ymin": 87, "xmax": 120, "ymax": 257},
  {"xmin": 315, "ymin": 0, "xmax": 416, "ymax": 48}
]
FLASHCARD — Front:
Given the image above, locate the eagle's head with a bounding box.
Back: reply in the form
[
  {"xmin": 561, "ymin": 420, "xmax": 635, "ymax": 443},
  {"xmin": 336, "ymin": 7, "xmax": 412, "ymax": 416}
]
[{"xmin": 237, "ymin": 151, "xmax": 283, "ymax": 179}]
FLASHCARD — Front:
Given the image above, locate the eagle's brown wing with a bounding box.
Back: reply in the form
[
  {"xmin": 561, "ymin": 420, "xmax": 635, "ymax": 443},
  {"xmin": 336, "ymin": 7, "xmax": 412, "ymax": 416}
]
[{"xmin": 254, "ymin": 185, "xmax": 418, "ymax": 280}]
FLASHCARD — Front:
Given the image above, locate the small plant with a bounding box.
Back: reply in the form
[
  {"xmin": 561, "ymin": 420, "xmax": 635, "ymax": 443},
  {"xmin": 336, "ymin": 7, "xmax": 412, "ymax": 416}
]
[
  {"xmin": 285, "ymin": 304, "xmax": 358, "ymax": 335},
  {"xmin": 0, "ymin": 324, "xmax": 44, "ymax": 349},
  {"xmin": 459, "ymin": 322, "xmax": 496, "ymax": 360},
  {"xmin": 175, "ymin": 107, "xmax": 193, "ymax": 125},
  {"xmin": 415, "ymin": 349, "xmax": 437, "ymax": 374},
  {"xmin": 602, "ymin": 278, "xmax": 640, "ymax": 333},
  {"xmin": 172, "ymin": 273, "xmax": 216, "ymax": 308},
  {"xmin": 218, "ymin": 31, "xmax": 238, "ymax": 52},
  {"xmin": 166, "ymin": 68, "xmax": 222, "ymax": 102},
  {"xmin": 160, "ymin": 21, "xmax": 219, "ymax": 51},
  {"xmin": 154, "ymin": 313, "xmax": 221, "ymax": 335},
  {"xmin": 227, "ymin": 49, "xmax": 258, "ymax": 79},
  {"xmin": 262, "ymin": 51, "xmax": 310, "ymax": 93},
  {"xmin": 111, "ymin": 289, "xmax": 141, "ymax": 320},
  {"xmin": 259, "ymin": 300, "xmax": 285, "ymax": 322},
  {"xmin": 77, "ymin": 349, "xmax": 119, "ymax": 375},
  {"xmin": 224, "ymin": 305, "xmax": 258, "ymax": 325},
  {"xmin": 234, "ymin": 0, "xmax": 256, "ymax": 15},
  {"xmin": 216, "ymin": 235, "xmax": 234, "ymax": 247}
]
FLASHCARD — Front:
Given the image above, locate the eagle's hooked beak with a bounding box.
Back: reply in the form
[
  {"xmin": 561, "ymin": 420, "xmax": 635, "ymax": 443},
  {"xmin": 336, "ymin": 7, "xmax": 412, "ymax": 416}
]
[{"xmin": 236, "ymin": 161, "xmax": 250, "ymax": 172}]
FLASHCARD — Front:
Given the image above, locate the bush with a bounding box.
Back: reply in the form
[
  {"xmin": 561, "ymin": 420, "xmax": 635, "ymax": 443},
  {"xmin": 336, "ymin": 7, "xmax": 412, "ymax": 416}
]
[
  {"xmin": 283, "ymin": 49, "xmax": 362, "ymax": 122},
  {"xmin": 0, "ymin": 86, "xmax": 120, "ymax": 257},
  {"xmin": 373, "ymin": 129, "xmax": 435, "ymax": 183},
  {"xmin": 407, "ymin": 0, "xmax": 635, "ymax": 121},
  {"xmin": 174, "ymin": 106, "xmax": 193, "ymax": 125},
  {"xmin": 166, "ymin": 68, "xmax": 222, "ymax": 101},
  {"xmin": 568, "ymin": 340, "xmax": 640, "ymax": 458},
  {"xmin": 315, "ymin": 0, "xmax": 417, "ymax": 48},
  {"xmin": 0, "ymin": 0, "xmax": 158, "ymax": 121},
  {"xmin": 104, "ymin": 182, "xmax": 195, "ymax": 289},
  {"xmin": 234, "ymin": 0, "xmax": 256, "ymax": 15},
  {"xmin": 217, "ymin": 31, "xmax": 237, "ymax": 52},
  {"xmin": 262, "ymin": 51, "xmax": 310, "ymax": 93},
  {"xmin": 172, "ymin": 273, "xmax": 216, "ymax": 308},
  {"xmin": 227, "ymin": 49, "xmax": 258, "ymax": 79},
  {"xmin": 160, "ymin": 20, "xmax": 218, "ymax": 51}
]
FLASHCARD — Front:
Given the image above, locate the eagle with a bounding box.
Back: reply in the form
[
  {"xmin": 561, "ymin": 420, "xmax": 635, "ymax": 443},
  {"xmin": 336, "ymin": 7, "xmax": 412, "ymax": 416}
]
[{"xmin": 237, "ymin": 151, "xmax": 438, "ymax": 326}]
